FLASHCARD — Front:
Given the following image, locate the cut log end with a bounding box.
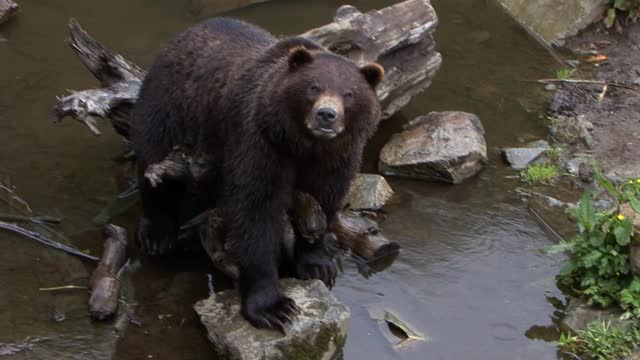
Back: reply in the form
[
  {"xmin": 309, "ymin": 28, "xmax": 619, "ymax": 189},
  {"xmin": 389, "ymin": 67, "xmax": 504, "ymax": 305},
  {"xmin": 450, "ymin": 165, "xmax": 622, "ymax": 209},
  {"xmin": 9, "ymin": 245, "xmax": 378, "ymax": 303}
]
[{"xmin": 89, "ymin": 224, "xmax": 128, "ymax": 320}]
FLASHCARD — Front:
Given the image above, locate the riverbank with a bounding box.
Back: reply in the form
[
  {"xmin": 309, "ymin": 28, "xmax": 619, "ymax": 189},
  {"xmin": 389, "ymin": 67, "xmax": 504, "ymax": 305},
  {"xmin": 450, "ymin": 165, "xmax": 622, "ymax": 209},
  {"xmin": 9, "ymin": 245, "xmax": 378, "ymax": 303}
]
[{"xmin": 548, "ymin": 22, "xmax": 640, "ymax": 182}]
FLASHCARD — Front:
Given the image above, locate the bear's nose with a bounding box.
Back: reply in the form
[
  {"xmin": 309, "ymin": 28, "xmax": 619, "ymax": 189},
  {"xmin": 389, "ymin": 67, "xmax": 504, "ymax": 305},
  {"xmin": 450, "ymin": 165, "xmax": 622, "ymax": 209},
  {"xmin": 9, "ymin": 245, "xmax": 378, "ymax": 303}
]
[{"xmin": 316, "ymin": 107, "xmax": 338, "ymax": 125}]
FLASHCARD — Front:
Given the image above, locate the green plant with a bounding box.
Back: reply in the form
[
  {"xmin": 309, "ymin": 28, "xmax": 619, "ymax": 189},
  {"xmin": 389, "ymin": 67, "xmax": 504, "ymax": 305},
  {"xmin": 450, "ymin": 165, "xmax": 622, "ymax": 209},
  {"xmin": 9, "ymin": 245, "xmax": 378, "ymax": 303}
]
[
  {"xmin": 549, "ymin": 169, "xmax": 640, "ymax": 319},
  {"xmin": 555, "ymin": 68, "xmax": 576, "ymax": 80},
  {"xmin": 605, "ymin": 0, "xmax": 640, "ymax": 28},
  {"xmin": 557, "ymin": 320, "xmax": 640, "ymax": 360},
  {"xmin": 521, "ymin": 164, "xmax": 559, "ymax": 184},
  {"xmin": 546, "ymin": 146, "xmax": 565, "ymax": 163}
]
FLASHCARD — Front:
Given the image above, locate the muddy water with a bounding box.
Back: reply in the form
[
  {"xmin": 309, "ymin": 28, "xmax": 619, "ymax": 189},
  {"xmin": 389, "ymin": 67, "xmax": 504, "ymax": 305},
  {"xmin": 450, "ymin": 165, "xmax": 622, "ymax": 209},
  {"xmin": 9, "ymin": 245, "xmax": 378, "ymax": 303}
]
[{"xmin": 0, "ymin": 0, "xmax": 563, "ymax": 359}]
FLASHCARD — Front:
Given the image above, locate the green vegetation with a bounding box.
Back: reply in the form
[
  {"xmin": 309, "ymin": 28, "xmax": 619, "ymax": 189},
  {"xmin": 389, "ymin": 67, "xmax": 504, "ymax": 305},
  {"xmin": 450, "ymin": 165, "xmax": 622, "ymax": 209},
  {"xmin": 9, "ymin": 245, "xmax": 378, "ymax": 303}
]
[
  {"xmin": 555, "ymin": 68, "xmax": 576, "ymax": 80},
  {"xmin": 521, "ymin": 163, "xmax": 559, "ymax": 184},
  {"xmin": 546, "ymin": 146, "xmax": 565, "ymax": 163},
  {"xmin": 557, "ymin": 320, "xmax": 640, "ymax": 360},
  {"xmin": 549, "ymin": 169, "xmax": 640, "ymax": 319},
  {"xmin": 605, "ymin": 0, "xmax": 640, "ymax": 28}
]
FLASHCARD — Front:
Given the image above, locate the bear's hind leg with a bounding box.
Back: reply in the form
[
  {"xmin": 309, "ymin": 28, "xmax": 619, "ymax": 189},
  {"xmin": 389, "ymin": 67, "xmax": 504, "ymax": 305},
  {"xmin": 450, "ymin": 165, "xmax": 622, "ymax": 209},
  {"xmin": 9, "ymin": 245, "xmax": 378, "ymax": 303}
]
[{"xmin": 136, "ymin": 179, "xmax": 183, "ymax": 256}]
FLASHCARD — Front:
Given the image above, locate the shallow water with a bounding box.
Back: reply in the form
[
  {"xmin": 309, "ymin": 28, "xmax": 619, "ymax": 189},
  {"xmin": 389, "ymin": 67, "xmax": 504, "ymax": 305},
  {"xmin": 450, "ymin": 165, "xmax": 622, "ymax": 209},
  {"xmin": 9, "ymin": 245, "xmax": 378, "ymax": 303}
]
[{"xmin": 0, "ymin": 0, "xmax": 564, "ymax": 359}]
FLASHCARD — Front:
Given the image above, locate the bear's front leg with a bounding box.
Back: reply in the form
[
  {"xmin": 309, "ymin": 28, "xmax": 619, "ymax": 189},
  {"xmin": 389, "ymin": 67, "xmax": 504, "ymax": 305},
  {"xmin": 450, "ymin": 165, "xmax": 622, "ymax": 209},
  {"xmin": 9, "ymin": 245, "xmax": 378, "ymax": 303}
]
[{"xmin": 224, "ymin": 145, "xmax": 300, "ymax": 330}]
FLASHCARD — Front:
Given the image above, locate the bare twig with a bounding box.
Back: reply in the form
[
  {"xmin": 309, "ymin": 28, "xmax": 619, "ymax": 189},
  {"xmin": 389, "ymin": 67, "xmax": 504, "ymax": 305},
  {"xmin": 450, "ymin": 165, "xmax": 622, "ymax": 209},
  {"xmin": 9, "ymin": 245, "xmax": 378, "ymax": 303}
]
[
  {"xmin": 535, "ymin": 78, "xmax": 639, "ymax": 91},
  {"xmin": 39, "ymin": 285, "xmax": 87, "ymax": 291},
  {"xmin": 0, "ymin": 213, "xmax": 61, "ymax": 224},
  {"xmin": 0, "ymin": 221, "xmax": 99, "ymax": 261}
]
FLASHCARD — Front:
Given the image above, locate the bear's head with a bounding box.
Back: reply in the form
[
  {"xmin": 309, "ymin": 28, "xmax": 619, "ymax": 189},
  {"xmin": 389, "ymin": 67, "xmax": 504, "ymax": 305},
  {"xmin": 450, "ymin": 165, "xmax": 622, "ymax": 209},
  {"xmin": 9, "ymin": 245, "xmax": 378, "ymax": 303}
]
[{"xmin": 282, "ymin": 46, "xmax": 384, "ymax": 141}]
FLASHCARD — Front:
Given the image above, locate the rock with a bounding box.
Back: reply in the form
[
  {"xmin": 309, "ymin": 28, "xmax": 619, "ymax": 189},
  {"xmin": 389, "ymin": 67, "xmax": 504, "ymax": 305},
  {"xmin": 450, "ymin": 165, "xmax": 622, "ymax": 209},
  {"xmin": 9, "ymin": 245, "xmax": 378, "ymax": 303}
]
[
  {"xmin": 344, "ymin": 174, "xmax": 393, "ymax": 210},
  {"xmin": 495, "ymin": 0, "xmax": 604, "ymax": 45},
  {"xmin": 561, "ymin": 297, "xmax": 624, "ymax": 333},
  {"xmin": 502, "ymin": 148, "xmax": 546, "ymax": 170},
  {"xmin": 544, "ymin": 84, "xmax": 557, "ymax": 91},
  {"xmin": 379, "ymin": 111, "xmax": 487, "ymax": 184},
  {"xmin": 194, "ymin": 279, "xmax": 350, "ymax": 360},
  {"xmin": 528, "ymin": 191, "xmax": 576, "ymax": 241},
  {"xmin": 549, "ymin": 115, "xmax": 594, "ymax": 149},
  {"xmin": 0, "ymin": 0, "xmax": 18, "ymax": 25}
]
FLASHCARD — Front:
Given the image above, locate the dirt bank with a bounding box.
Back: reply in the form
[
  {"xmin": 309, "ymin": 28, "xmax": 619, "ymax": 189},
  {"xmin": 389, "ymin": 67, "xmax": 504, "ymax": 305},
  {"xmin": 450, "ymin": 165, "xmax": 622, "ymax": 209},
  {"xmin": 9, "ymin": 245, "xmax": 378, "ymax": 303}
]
[{"xmin": 548, "ymin": 22, "xmax": 640, "ymax": 182}]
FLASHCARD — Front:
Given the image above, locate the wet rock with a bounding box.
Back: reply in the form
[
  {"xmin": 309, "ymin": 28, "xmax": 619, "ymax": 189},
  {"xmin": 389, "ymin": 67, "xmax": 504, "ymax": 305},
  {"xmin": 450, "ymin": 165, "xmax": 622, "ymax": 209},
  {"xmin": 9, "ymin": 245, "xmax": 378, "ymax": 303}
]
[
  {"xmin": 0, "ymin": 0, "xmax": 18, "ymax": 25},
  {"xmin": 561, "ymin": 297, "xmax": 624, "ymax": 333},
  {"xmin": 379, "ymin": 111, "xmax": 487, "ymax": 184},
  {"xmin": 344, "ymin": 174, "xmax": 393, "ymax": 210},
  {"xmin": 549, "ymin": 115, "xmax": 594, "ymax": 149},
  {"xmin": 527, "ymin": 191, "xmax": 576, "ymax": 241},
  {"xmin": 502, "ymin": 140, "xmax": 549, "ymax": 170},
  {"xmin": 495, "ymin": 0, "xmax": 603, "ymax": 45},
  {"xmin": 194, "ymin": 279, "xmax": 350, "ymax": 360}
]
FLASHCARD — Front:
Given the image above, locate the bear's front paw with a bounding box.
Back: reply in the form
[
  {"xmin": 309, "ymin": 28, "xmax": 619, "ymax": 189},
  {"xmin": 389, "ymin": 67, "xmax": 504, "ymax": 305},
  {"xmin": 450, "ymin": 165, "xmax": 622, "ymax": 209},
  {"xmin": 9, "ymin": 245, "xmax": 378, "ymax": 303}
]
[
  {"xmin": 241, "ymin": 283, "xmax": 300, "ymax": 331},
  {"xmin": 295, "ymin": 233, "xmax": 339, "ymax": 289},
  {"xmin": 136, "ymin": 216, "xmax": 176, "ymax": 256}
]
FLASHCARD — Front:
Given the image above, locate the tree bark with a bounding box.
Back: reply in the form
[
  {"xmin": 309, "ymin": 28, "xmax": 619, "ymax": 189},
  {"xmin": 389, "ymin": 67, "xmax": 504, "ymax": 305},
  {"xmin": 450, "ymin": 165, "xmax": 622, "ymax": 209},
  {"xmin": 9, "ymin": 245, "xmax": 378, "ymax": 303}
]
[
  {"xmin": 89, "ymin": 225, "xmax": 128, "ymax": 320},
  {"xmin": 53, "ymin": 0, "xmax": 440, "ymax": 138}
]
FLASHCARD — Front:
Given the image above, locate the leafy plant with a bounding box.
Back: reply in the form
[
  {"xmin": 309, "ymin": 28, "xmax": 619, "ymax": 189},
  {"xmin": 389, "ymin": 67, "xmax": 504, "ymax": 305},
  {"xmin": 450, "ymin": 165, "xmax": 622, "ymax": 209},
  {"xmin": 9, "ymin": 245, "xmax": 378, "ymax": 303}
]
[
  {"xmin": 521, "ymin": 164, "xmax": 559, "ymax": 184},
  {"xmin": 555, "ymin": 68, "xmax": 576, "ymax": 80},
  {"xmin": 605, "ymin": 0, "xmax": 640, "ymax": 29},
  {"xmin": 549, "ymin": 170, "xmax": 640, "ymax": 319},
  {"xmin": 557, "ymin": 320, "xmax": 640, "ymax": 360}
]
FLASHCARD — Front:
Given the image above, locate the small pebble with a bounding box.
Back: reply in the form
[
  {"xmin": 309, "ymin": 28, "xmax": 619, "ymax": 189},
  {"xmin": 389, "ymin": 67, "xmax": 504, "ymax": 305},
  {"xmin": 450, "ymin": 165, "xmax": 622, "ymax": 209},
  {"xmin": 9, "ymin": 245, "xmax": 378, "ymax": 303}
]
[{"xmin": 544, "ymin": 84, "xmax": 557, "ymax": 91}]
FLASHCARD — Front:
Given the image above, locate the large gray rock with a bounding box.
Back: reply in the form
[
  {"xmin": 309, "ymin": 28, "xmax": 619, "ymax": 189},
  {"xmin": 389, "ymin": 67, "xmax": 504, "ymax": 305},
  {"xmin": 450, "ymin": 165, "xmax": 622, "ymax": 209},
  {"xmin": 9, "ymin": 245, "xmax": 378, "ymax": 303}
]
[
  {"xmin": 379, "ymin": 111, "xmax": 487, "ymax": 184},
  {"xmin": 496, "ymin": 0, "xmax": 604, "ymax": 45},
  {"xmin": 561, "ymin": 297, "xmax": 624, "ymax": 333},
  {"xmin": 194, "ymin": 279, "xmax": 350, "ymax": 360},
  {"xmin": 502, "ymin": 140, "xmax": 550, "ymax": 170},
  {"xmin": 344, "ymin": 174, "xmax": 393, "ymax": 210}
]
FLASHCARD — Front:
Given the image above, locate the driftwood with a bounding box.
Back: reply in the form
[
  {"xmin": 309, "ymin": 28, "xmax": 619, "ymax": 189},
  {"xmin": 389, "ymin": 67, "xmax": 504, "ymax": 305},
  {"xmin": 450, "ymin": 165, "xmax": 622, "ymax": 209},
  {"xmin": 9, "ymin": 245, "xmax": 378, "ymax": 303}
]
[
  {"xmin": 0, "ymin": 0, "xmax": 18, "ymax": 25},
  {"xmin": 53, "ymin": 0, "xmax": 441, "ymax": 138},
  {"xmin": 89, "ymin": 225, "xmax": 128, "ymax": 320},
  {"xmin": 53, "ymin": 3, "xmax": 411, "ymax": 274}
]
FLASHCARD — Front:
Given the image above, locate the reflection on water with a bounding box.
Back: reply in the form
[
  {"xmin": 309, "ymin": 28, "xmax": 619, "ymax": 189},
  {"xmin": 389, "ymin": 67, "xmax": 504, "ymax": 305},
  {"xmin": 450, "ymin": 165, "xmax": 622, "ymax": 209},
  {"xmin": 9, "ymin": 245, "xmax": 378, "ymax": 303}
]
[{"xmin": 0, "ymin": 0, "xmax": 563, "ymax": 359}]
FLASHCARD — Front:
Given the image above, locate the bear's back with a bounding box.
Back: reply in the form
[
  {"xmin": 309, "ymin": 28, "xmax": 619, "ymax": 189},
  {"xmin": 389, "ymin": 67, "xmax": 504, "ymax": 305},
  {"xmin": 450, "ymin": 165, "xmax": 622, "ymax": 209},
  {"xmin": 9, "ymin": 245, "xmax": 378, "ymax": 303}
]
[{"xmin": 131, "ymin": 18, "xmax": 277, "ymax": 167}]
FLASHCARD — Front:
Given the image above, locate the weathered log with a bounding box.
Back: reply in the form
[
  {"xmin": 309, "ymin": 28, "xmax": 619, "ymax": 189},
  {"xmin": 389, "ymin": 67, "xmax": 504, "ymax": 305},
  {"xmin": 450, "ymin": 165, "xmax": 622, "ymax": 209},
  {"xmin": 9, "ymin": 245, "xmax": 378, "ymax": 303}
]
[
  {"xmin": 89, "ymin": 224, "xmax": 127, "ymax": 320},
  {"xmin": 53, "ymin": 0, "xmax": 441, "ymax": 137},
  {"xmin": 0, "ymin": 0, "xmax": 18, "ymax": 25}
]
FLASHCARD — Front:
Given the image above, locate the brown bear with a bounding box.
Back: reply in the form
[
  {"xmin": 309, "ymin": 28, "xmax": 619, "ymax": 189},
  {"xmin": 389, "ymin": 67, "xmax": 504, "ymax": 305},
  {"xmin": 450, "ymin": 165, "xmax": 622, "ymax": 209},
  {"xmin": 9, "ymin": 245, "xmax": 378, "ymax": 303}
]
[{"xmin": 131, "ymin": 17, "xmax": 384, "ymax": 329}]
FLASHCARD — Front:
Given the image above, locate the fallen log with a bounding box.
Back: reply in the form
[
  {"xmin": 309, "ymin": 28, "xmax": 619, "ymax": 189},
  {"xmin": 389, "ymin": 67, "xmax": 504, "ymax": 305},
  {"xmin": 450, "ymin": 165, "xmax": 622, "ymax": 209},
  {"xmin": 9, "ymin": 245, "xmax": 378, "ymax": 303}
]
[
  {"xmin": 89, "ymin": 224, "xmax": 128, "ymax": 320},
  {"xmin": 0, "ymin": 0, "xmax": 18, "ymax": 25},
  {"xmin": 53, "ymin": 0, "xmax": 441, "ymax": 138}
]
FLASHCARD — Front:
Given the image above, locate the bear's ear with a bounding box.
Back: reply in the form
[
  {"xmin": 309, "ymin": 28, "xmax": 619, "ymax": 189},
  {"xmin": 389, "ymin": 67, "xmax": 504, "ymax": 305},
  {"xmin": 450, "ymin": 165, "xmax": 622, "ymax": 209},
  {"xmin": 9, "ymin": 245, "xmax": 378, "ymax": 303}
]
[
  {"xmin": 288, "ymin": 46, "xmax": 313, "ymax": 70},
  {"xmin": 360, "ymin": 63, "xmax": 385, "ymax": 88}
]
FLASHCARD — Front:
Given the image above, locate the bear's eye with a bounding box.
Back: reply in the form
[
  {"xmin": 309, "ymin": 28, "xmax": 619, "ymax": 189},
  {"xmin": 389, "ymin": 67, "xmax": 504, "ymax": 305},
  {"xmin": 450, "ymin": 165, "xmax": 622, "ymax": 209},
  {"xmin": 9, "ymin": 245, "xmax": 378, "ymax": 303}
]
[
  {"xmin": 310, "ymin": 85, "xmax": 321, "ymax": 94},
  {"xmin": 344, "ymin": 91, "xmax": 354, "ymax": 101}
]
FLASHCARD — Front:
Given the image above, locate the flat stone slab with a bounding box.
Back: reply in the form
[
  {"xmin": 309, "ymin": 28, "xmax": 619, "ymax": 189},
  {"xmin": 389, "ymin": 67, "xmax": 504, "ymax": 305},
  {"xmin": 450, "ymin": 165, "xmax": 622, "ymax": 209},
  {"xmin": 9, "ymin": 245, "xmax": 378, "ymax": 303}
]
[
  {"xmin": 194, "ymin": 279, "xmax": 350, "ymax": 360},
  {"xmin": 561, "ymin": 297, "xmax": 624, "ymax": 333},
  {"xmin": 495, "ymin": 0, "xmax": 603, "ymax": 44},
  {"xmin": 378, "ymin": 111, "xmax": 487, "ymax": 184},
  {"xmin": 344, "ymin": 174, "xmax": 393, "ymax": 210}
]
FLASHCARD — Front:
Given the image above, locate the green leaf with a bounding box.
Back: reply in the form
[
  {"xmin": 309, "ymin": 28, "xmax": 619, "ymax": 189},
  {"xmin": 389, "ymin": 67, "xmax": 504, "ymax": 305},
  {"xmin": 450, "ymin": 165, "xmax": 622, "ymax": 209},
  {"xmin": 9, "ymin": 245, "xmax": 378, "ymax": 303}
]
[
  {"xmin": 578, "ymin": 192, "xmax": 596, "ymax": 232},
  {"xmin": 594, "ymin": 166, "xmax": 617, "ymax": 200},
  {"xmin": 615, "ymin": 0, "xmax": 629, "ymax": 10},
  {"xmin": 625, "ymin": 192, "xmax": 640, "ymax": 213},
  {"xmin": 614, "ymin": 218, "xmax": 633, "ymax": 246},
  {"xmin": 605, "ymin": 8, "xmax": 617, "ymax": 28}
]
